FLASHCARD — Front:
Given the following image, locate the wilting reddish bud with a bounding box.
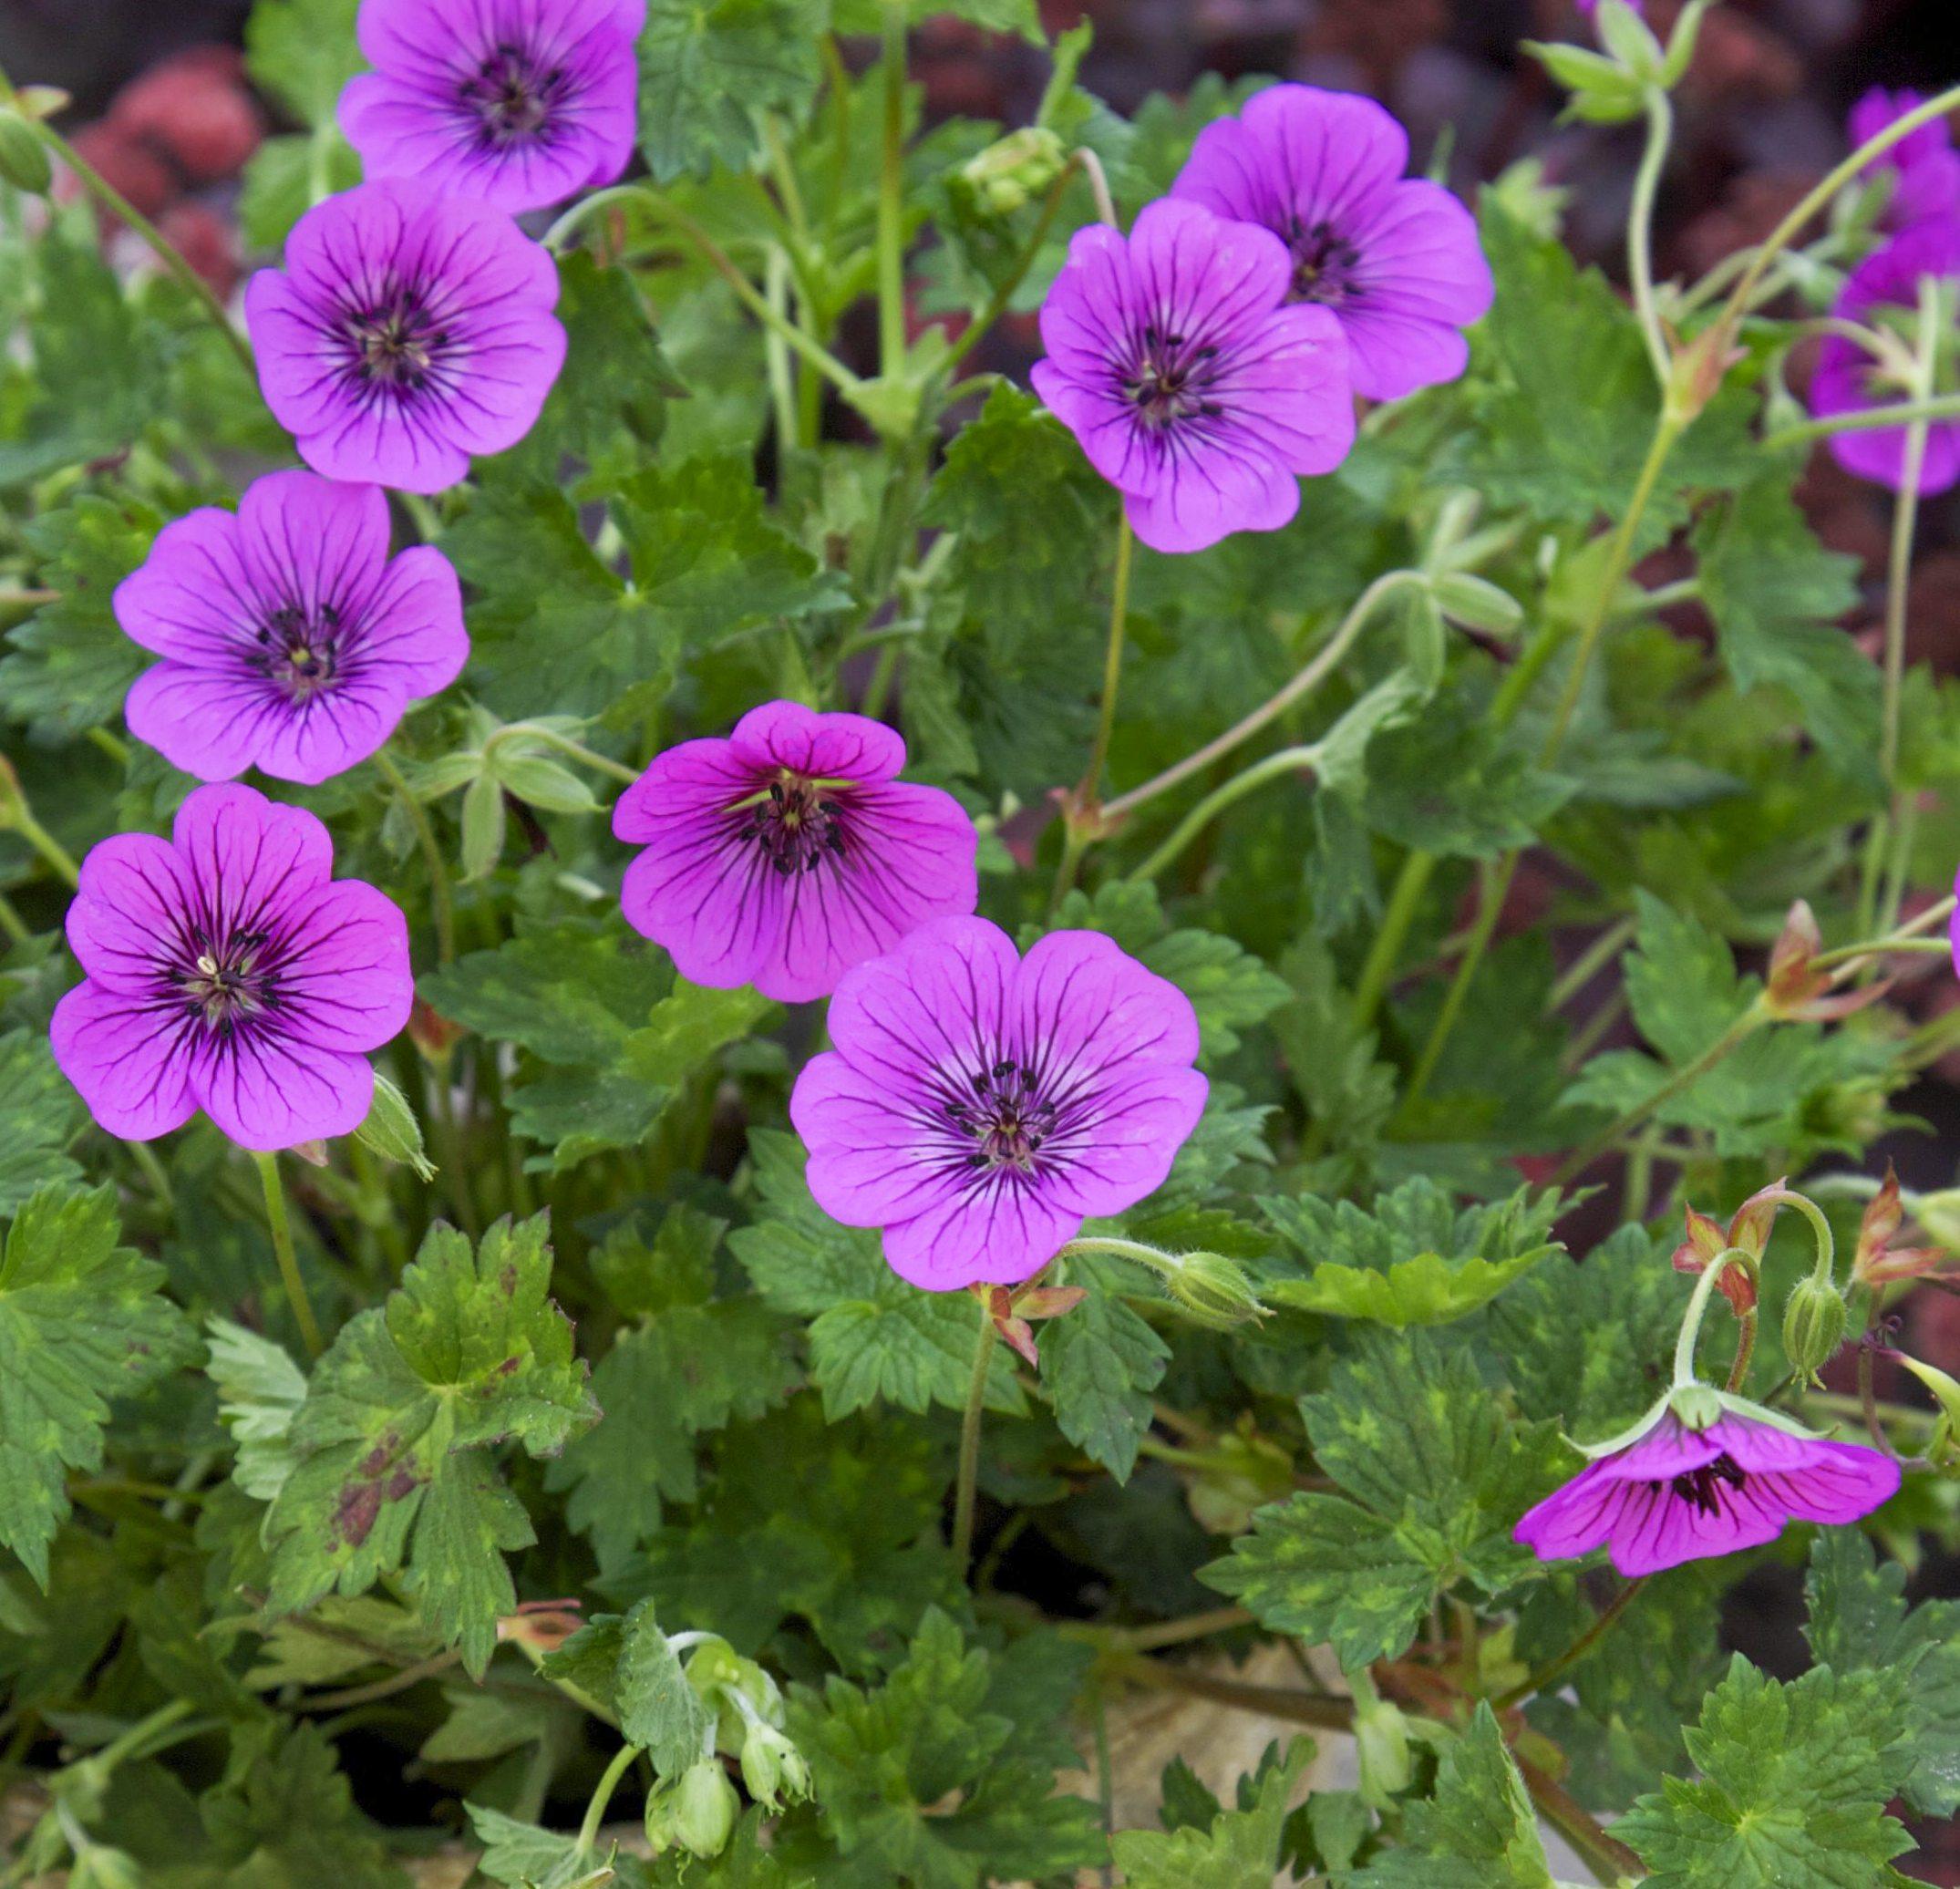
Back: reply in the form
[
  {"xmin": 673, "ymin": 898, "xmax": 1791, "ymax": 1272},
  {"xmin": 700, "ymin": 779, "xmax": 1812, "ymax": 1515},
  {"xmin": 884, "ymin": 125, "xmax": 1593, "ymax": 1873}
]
[
  {"xmin": 1852, "ymin": 1162, "xmax": 1948, "ymax": 1285},
  {"xmin": 498, "ymin": 1598, "xmax": 583, "ymax": 1655},
  {"xmin": 1764, "ymin": 899, "xmax": 1892, "ymax": 1021},
  {"xmin": 981, "ymin": 1281, "xmax": 1087, "ymax": 1368},
  {"xmin": 408, "ymin": 996, "xmax": 465, "ymax": 1061}
]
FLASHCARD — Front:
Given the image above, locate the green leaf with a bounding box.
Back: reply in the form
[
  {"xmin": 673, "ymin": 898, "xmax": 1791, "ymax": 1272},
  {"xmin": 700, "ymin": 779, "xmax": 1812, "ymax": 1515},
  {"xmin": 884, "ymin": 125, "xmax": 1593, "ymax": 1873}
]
[
  {"xmin": 618, "ymin": 1597, "xmax": 717, "ymax": 1776},
  {"xmin": 1358, "ymin": 706, "xmax": 1574, "ymax": 860},
  {"xmin": 637, "ymin": 0, "xmax": 822, "ymax": 182},
  {"xmin": 1038, "ymin": 1256, "xmax": 1171, "ymax": 1481},
  {"xmin": 1695, "ymin": 474, "xmax": 1880, "ymax": 791},
  {"xmin": 1260, "ymin": 1178, "xmax": 1563, "ymax": 1326},
  {"xmin": 788, "ymin": 1607, "xmax": 1104, "ymax": 1887},
  {"xmin": 207, "ymin": 1316, "xmax": 307, "ymax": 1502},
  {"xmin": 263, "ymin": 1213, "xmax": 598, "ymax": 1675},
  {"xmin": 243, "ymin": 0, "xmax": 363, "ymax": 124},
  {"xmin": 0, "ymin": 494, "xmax": 159, "ymax": 736},
  {"xmin": 1110, "ymin": 1738, "xmax": 1313, "ymax": 1887},
  {"xmin": 730, "ymin": 1131, "xmax": 1025, "ymax": 1419},
  {"xmin": 0, "ymin": 1028, "xmax": 82, "ymax": 1213},
  {"xmin": 1202, "ymin": 1330, "xmax": 1569, "ymax": 1666},
  {"xmin": 420, "ymin": 1679, "xmax": 567, "ymax": 1762},
  {"xmin": 467, "ymin": 1803, "xmax": 609, "ymax": 1889},
  {"xmin": 1804, "ymin": 1530, "xmax": 1960, "ymax": 1817},
  {"xmin": 1616, "ymin": 1656, "xmax": 1917, "ymax": 1887},
  {"xmin": 833, "ymin": 0, "xmax": 1037, "ymax": 31},
  {"xmin": 237, "ymin": 129, "xmax": 362, "ymax": 250},
  {"xmin": 0, "ymin": 1184, "xmax": 200, "ymax": 1585},
  {"xmin": 1347, "ymin": 1704, "xmax": 1554, "ymax": 1885}
]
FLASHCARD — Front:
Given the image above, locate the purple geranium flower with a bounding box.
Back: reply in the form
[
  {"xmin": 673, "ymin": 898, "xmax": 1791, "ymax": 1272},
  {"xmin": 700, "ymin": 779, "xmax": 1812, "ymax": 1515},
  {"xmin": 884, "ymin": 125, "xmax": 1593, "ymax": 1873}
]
[
  {"xmin": 1031, "ymin": 199, "xmax": 1353, "ymax": 555},
  {"xmin": 613, "ymin": 701, "xmax": 979, "ymax": 1005},
  {"xmin": 1851, "ymin": 87, "xmax": 1960, "ymax": 232},
  {"xmin": 49, "ymin": 784, "xmax": 413, "ymax": 1152},
  {"xmin": 339, "ymin": 0, "xmax": 645, "ymax": 214},
  {"xmin": 243, "ymin": 180, "xmax": 567, "ymax": 493},
  {"xmin": 115, "ymin": 471, "xmax": 467, "ymax": 786},
  {"xmin": 1514, "ymin": 1399, "xmax": 1899, "ymax": 1577},
  {"xmin": 1809, "ymin": 221, "xmax": 1960, "ymax": 494},
  {"xmin": 1169, "ymin": 84, "xmax": 1493, "ymax": 403},
  {"xmin": 789, "ymin": 916, "xmax": 1208, "ymax": 1291}
]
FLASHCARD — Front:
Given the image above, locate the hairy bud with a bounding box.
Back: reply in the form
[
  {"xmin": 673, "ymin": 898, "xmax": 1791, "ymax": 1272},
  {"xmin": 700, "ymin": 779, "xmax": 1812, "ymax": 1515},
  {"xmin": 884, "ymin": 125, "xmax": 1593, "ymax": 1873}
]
[{"xmin": 1780, "ymin": 1275, "xmax": 1848, "ymax": 1388}]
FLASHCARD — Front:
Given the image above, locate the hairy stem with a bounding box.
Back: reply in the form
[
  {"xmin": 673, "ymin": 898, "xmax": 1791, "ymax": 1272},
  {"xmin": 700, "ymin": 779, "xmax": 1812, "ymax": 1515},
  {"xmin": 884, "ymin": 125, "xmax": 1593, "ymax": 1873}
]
[
  {"xmin": 1494, "ymin": 1579, "xmax": 1645, "ymax": 1709},
  {"xmin": 373, "ymin": 748, "xmax": 456, "ymax": 965},
  {"xmin": 1129, "ymin": 743, "xmax": 1317, "ymax": 883},
  {"xmin": 577, "ymin": 1740, "xmax": 644, "ymax": 1853},
  {"xmin": 951, "ymin": 1295, "xmax": 998, "ymax": 1568},
  {"xmin": 1351, "ymin": 850, "xmax": 1439, "ymax": 1029},
  {"xmin": 254, "ymin": 1151, "xmax": 323, "ymax": 1358},
  {"xmin": 1628, "ymin": 88, "xmax": 1675, "ymax": 387}
]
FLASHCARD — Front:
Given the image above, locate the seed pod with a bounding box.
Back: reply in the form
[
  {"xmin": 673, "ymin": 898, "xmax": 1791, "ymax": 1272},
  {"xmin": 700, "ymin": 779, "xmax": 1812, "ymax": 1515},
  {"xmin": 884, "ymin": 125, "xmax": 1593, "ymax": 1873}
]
[{"xmin": 1780, "ymin": 1275, "xmax": 1848, "ymax": 1388}]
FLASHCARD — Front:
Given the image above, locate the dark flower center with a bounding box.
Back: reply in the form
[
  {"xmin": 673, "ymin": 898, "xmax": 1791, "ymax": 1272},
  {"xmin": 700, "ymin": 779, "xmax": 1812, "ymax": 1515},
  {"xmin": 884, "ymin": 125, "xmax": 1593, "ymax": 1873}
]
[
  {"xmin": 344, "ymin": 290, "xmax": 449, "ymax": 396},
  {"xmin": 943, "ymin": 1058, "xmax": 1059, "ymax": 1172},
  {"xmin": 1667, "ymin": 1452, "xmax": 1748, "ymax": 1516},
  {"xmin": 1125, "ymin": 323, "xmax": 1222, "ymax": 428},
  {"xmin": 748, "ymin": 775, "xmax": 847, "ymax": 875},
  {"xmin": 459, "ymin": 42, "xmax": 570, "ymax": 147},
  {"xmin": 180, "ymin": 931, "xmax": 273, "ymax": 1033},
  {"xmin": 1285, "ymin": 218, "xmax": 1363, "ymax": 305},
  {"xmin": 257, "ymin": 602, "xmax": 344, "ymax": 701}
]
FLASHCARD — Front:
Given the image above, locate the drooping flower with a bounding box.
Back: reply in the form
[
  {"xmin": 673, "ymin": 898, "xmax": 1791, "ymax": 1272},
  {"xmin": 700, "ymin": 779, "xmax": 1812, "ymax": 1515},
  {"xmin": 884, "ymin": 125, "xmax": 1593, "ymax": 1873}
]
[
  {"xmin": 1808, "ymin": 221, "xmax": 1960, "ymax": 494},
  {"xmin": 1850, "ymin": 87, "xmax": 1960, "ymax": 233},
  {"xmin": 243, "ymin": 180, "xmax": 566, "ymax": 493},
  {"xmin": 339, "ymin": 0, "xmax": 645, "ymax": 214},
  {"xmin": 790, "ymin": 916, "xmax": 1208, "ymax": 1290},
  {"xmin": 114, "ymin": 470, "xmax": 467, "ymax": 786},
  {"xmin": 49, "ymin": 784, "xmax": 413, "ymax": 1151},
  {"xmin": 1029, "ymin": 197, "xmax": 1354, "ymax": 555},
  {"xmin": 613, "ymin": 701, "xmax": 978, "ymax": 1005},
  {"xmin": 1169, "ymin": 84, "xmax": 1493, "ymax": 402},
  {"xmin": 1514, "ymin": 1390, "xmax": 1899, "ymax": 1577}
]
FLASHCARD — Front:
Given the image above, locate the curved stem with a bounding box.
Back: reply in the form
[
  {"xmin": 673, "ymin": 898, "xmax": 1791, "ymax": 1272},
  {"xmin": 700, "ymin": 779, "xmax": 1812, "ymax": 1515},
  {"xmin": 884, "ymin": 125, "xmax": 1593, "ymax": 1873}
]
[
  {"xmin": 1130, "ymin": 743, "xmax": 1318, "ymax": 883},
  {"xmin": 877, "ymin": 4, "xmax": 909, "ymax": 377},
  {"xmin": 951, "ymin": 1294, "xmax": 998, "ymax": 1568},
  {"xmin": 1767, "ymin": 392, "xmax": 1960, "ymax": 451},
  {"xmin": 254, "ymin": 1151, "xmax": 323, "ymax": 1359},
  {"xmin": 373, "ymin": 748, "xmax": 456, "ymax": 965},
  {"xmin": 1078, "ymin": 512, "xmax": 1136, "ymax": 810},
  {"xmin": 577, "ymin": 1741, "xmax": 643, "ymax": 1854},
  {"xmin": 9, "ymin": 803, "xmax": 80, "ymax": 889},
  {"xmin": 488, "ymin": 722, "xmax": 642, "ymax": 787},
  {"xmin": 1492, "ymin": 1578, "xmax": 1645, "ymax": 1709},
  {"xmin": 1628, "ymin": 88, "xmax": 1675, "ymax": 387},
  {"xmin": 0, "ymin": 67, "xmax": 255, "ymax": 379},
  {"xmin": 1672, "ymin": 1247, "xmax": 1753, "ymax": 1388},
  {"xmin": 0, "ymin": 891, "xmax": 29, "ymax": 945},
  {"xmin": 1103, "ymin": 568, "xmax": 1424, "ymax": 824},
  {"xmin": 942, "ymin": 154, "xmax": 1081, "ymax": 374},
  {"xmin": 1350, "ymin": 850, "xmax": 1439, "ymax": 1029}
]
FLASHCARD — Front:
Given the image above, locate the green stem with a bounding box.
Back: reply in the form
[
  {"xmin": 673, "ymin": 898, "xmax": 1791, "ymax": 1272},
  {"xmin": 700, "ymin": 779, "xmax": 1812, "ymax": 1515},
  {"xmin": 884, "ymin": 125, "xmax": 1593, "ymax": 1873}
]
[
  {"xmin": 427, "ymin": 1062, "xmax": 481, "ymax": 1240},
  {"xmin": 1492, "ymin": 1578, "xmax": 1644, "ymax": 1709},
  {"xmin": 1129, "ymin": 747, "xmax": 1318, "ymax": 884},
  {"xmin": 1727, "ymin": 1306, "xmax": 1758, "ymax": 1393},
  {"xmin": 1628, "ymin": 88, "xmax": 1675, "ymax": 387},
  {"xmin": 1547, "ymin": 915, "xmax": 1636, "ymax": 1012},
  {"xmin": 1404, "ymin": 854, "xmax": 1515, "ymax": 1105},
  {"xmin": 1350, "ymin": 850, "xmax": 1439, "ymax": 1029},
  {"xmin": 763, "ymin": 245, "xmax": 799, "ymax": 455},
  {"xmin": 373, "ymin": 748, "xmax": 456, "ymax": 965},
  {"xmin": 1078, "ymin": 511, "xmax": 1136, "ymax": 809},
  {"xmin": 1672, "ymin": 1248, "xmax": 1754, "ymax": 1388},
  {"xmin": 951, "ymin": 1295, "xmax": 997, "ymax": 1568},
  {"xmin": 486, "ymin": 723, "xmax": 641, "ymax": 787},
  {"xmin": 577, "ymin": 1741, "xmax": 644, "ymax": 1854},
  {"xmin": 11, "ymin": 804, "xmax": 80, "ymax": 889},
  {"xmin": 941, "ymin": 154, "xmax": 1081, "ymax": 373},
  {"xmin": 254, "ymin": 1151, "xmax": 323, "ymax": 1359},
  {"xmin": 0, "ymin": 67, "xmax": 254, "ymax": 379},
  {"xmin": 1766, "ymin": 392, "xmax": 1960, "ymax": 451},
  {"xmin": 128, "ymin": 1138, "xmax": 176, "ymax": 1222},
  {"xmin": 877, "ymin": 5, "xmax": 909, "ymax": 377},
  {"xmin": 0, "ymin": 890, "xmax": 29, "ymax": 945},
  {"xmin": 1102, "ymin": 568, "xmax": 1424, "ymax": 824}
]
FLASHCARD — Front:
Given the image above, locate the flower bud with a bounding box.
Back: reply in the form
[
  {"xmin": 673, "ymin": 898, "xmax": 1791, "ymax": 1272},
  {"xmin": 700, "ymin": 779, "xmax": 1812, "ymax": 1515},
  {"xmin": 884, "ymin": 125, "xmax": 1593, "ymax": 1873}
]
[
  {"xmin": 0, "ymin": 109, "xmax": 52, "ymax": 195},
  {"xmin": 1163, "ymin": 1252, "xmax": 1264, "ymax": 1331},
  {"xmin": 647, "ymin": 1760, "xmax": 738, "ymax": 1860},
  {"xmin": 739, "ymin": 1720, "xmax": 811, "ymax": 1809},
  {"xmin": 1895, "ymin": 1355, "xmax": 1960, "ymax": 1469},
  {"xmin": 1780, "ymin": 1275, "xmax": 1848, "ymax": 1388},
  {"xmin": 955, "ymin": 126, "xmax": 1067, "ymax": 217},
  {"xmin": 355, "ymin": 1071, "xmax": 437, "ymax": 1180},
  {"xmin": 1913, "ymin": 1188, "xmax": 1960, "ymax": 1255}
]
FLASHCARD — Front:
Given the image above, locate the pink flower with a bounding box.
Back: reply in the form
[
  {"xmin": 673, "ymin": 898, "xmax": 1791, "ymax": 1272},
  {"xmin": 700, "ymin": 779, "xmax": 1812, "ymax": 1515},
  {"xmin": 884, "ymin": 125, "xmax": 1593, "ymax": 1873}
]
[
  {"xmin": 789, "ymin": 916, "xmax": 1207, "ymax": 1290},
  {"xmin": 243, "ymin": 180, "xmax": 566, "ymax": 493},
  {"xmin": 1169, "ymin": 85, "xmax": 1492, "ymax": 402},
  {"xmin": 613, "ymin": 701, "xmax": 978, "ymax": 1005},
  {"xmin": 1030, "ymin": 198, "xmax": 1354, "ymax": 554},
  {"xmin": 339, "ymin": 0, "xmax": 645, "ymax": 214},
  {"xmin": 1514, "ymin": 1398, "xmax": 1899, "ymax": 1577},
  {"xmin": 1850, "ymin": 88, "xmax": 1960, "ymax": 233},
  {"xmin": 115, "ymin": 471, "xmax": 467, "ymax": 786},
  {"xmin": 49, "ymin": 784, "xmax": 413, "ymax": 1151}
]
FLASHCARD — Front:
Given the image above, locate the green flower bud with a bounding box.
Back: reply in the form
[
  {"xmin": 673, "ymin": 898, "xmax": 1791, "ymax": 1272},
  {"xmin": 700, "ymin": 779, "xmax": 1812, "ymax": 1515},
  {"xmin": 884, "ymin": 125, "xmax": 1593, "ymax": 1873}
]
[
  {"xmin": 1780, "ymin": 1275, "xmax": 1848, "ymax": 1388},
  {"xmin": 648, "ymin": 1760, "xmax": 739, "ymax": 1860},
  {"xmin": 0, "ymin": 109, "xmax": 53, "ymax": 196},
  {"xmin": 1163, "ymin": 1252, "xmax": 1265, "ymax": 1331},
  {"xmin": 355, "ymin": 1071, "xmax": 436, "ymax": 1180},
  {"xmin": 739, "ymin": 1720, "xmax": 811, "ymax": 1808},
  {"xmin": 955, "ymin": 126, "xmax": 1067, "ymax": 217}
]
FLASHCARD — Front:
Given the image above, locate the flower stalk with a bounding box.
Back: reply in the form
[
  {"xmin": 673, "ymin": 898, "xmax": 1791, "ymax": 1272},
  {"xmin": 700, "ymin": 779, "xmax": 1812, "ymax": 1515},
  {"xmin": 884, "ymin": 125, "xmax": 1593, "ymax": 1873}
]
[
  {"xmin": 951, "ymin": 1290, "xmax": 998, "ymax": 1567},
  {"xmin": 254, "ymin": 1150, "xmax": 323, "ymax": 1359}
]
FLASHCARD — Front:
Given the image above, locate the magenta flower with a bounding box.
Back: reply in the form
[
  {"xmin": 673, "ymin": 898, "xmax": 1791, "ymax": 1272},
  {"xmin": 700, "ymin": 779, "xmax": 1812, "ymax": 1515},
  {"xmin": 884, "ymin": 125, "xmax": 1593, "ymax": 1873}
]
[
  {"xmin": 49, "ymin": 785, "xmax": 413, "ymax": 1152},
  {"xmin": 243, "ymin": 181, "xmax": 566, "ymax": 493},
  {"xmin": 1851, "ymin": 88, "xmax": 1960, "ymax": 232},
  {"xmin": 114, "ymin": 471, "xmax": 467, "ymax": 786},
  {"xmin": 1809, "ymin": 222, "xmax": 1960, "ymax": 495},
  {"xmin": 613, "ymin": 701, "xmax": 978, "ymax": 1006},
  {"xmin": 789, "ymin": 917, "xmax": 1207, "ymax": 1291},
  {"xmin": 1514, "ymin": 1399, "xmax": 1899, "ymax": 1577},
  {"xmin": 339, "ymin": 0, "xmax": 645, "ymax": 214},
  {"xmin": 1029, "ymin": 197, "xmax": 1353, "ymax": 555},
  {"xmin": 1169, "ymin": 85, "xmax": 1492, "ymax": 403}
]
